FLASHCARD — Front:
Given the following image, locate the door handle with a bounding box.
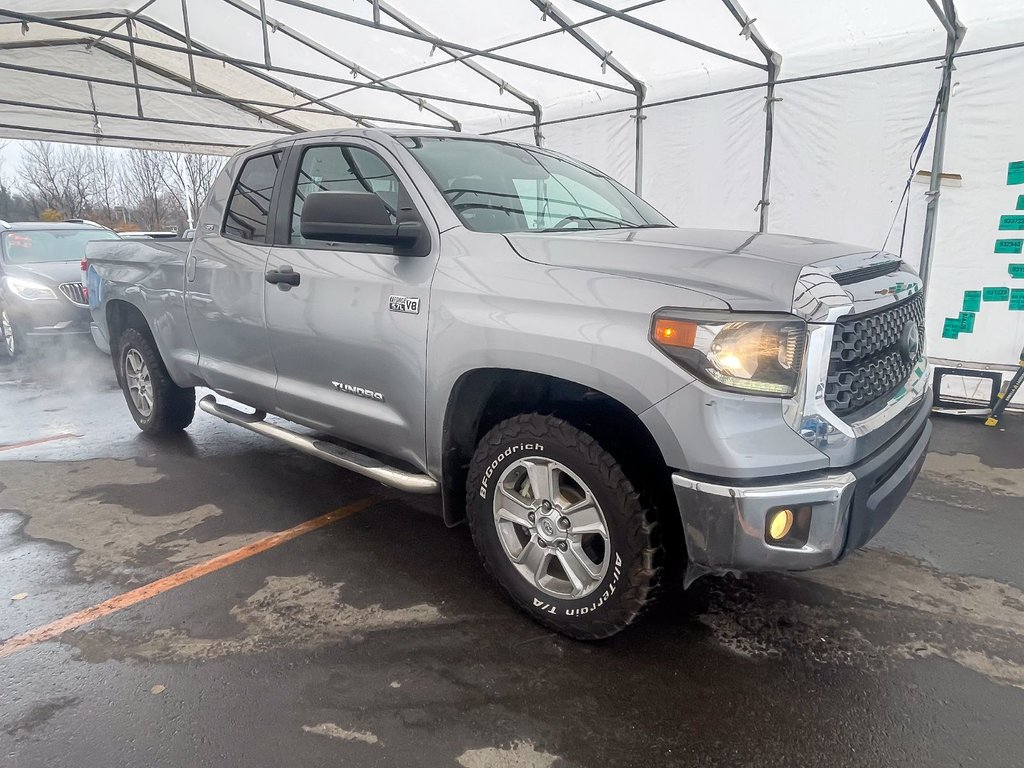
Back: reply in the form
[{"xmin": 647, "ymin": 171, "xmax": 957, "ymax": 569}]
[{"xmin": 265, "ymin": 265, "xmax": 301, "ymax": 289}]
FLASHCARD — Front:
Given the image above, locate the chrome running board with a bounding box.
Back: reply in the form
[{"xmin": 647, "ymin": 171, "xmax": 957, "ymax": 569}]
[{"xmin": 198, "ymin": 395, "xmax": 440, "ymax": 495}]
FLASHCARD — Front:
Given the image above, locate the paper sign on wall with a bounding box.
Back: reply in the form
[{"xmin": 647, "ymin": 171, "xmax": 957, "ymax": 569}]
[
  {"xmin": 999, "ymin": 215, "xmax": 1024, "ymax": 230},
  {"xmin": 959, "ymin": 311, "xmax": 976, "ymax": 332},
  {"xmin": 963, "ymin": 290, "xmax": 982, "ymax": 311},
  {"xmin": 1009, "ymin": 264, "xmax": 1024, "ymax": 279},
  {"xmin": 1009, "ymin": 161, "xmax": 1024, "ymax": 186},
  {"xmin": 1010, "ymin": 289, "xmax": 1024, "ymax": 310},
  {"xmin": 995, "ymin": 239, "xmax": 1023, "ymax": 254},
  {"xmin": 983, "ymin": 287, "xmax": 1010, "ymax": 301},
  {"xmin": 1018, "ymin": 195, "xmax": 1024, "ymax": 210},
  {"xmin": 942, "ymin": 318, "xmax": 961, "ymax": 339}
]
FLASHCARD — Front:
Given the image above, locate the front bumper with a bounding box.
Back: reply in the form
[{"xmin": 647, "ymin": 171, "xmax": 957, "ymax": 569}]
[
  {"xmin": 7, "ymin": 300, "xmax": 91, "ymax": 337},
  {"xmin": 673, "ymin": 398, "xmax": 931, "ymax": 576}
]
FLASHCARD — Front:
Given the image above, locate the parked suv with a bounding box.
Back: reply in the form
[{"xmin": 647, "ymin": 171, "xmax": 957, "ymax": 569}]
[{"xmin": 0, "ymin": 221, "xmax": 120, "ymax": 359}]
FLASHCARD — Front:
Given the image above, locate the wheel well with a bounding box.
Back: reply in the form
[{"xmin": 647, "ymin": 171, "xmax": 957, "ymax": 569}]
[
  {"xmin": 442, "ymin": 369, "xmax": 676, "ymax": 532},
  {"xmin": 105, "ymin": 301, "xmax": 154, "ymax": 383},
  {"xmin": 106, "ymin": 300, "xmax": 153, "ymax": 348}
]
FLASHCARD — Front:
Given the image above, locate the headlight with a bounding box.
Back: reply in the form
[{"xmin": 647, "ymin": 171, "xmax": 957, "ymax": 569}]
[
  {"xmin": 3, "ymin": 276, "xmax": 56, "ymax": 301},
  {"xmin": 651, "ymin": 310, "xmax": 806, "ymax": 396}
]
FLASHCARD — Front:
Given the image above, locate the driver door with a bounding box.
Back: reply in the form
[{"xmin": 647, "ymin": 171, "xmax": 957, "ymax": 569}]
[{"xmin": 263, "ymin": 139, "xmax": 438, "ymax": 470}]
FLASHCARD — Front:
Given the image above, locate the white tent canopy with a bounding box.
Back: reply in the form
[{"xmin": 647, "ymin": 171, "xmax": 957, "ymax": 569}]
[{"xmin": 2, "ymin": 0, "xmax": 1024, "ymax": 378}]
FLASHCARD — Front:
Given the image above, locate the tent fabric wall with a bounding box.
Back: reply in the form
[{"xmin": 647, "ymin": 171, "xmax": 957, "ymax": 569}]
[{"xmin": 926, "ymin": 47, "xmax": 1024, "ymax": 369}]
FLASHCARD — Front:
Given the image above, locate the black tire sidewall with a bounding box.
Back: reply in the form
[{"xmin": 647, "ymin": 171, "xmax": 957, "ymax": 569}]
[
  {"xmin": 118, "ymin": 330, "xmax": 160, "ymax": 431},
  {"xmin": 468, "ymin": 423, "xmax": 640, "ymax": 634}
]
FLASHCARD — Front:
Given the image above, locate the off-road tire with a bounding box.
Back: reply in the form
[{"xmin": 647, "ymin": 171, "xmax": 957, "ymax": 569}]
[
  {"xmin": 117, "ymin": 327, "xmax": 195, "ymax": 434},
  {"xmin": 466, "ymin": 413, "xmax": 663, "ymax": 640}
]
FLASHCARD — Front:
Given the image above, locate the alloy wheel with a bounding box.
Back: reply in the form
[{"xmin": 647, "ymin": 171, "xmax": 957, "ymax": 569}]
[
  {"xmin": 492, "ymin": 456, "xmax": 611, "ymax": 599},
  {"xmin": 124, "ymin": 348, "xmax": 154, "ymax": 417}
]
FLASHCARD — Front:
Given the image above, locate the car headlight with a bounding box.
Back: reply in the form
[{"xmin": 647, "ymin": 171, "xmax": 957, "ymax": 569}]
[
  {"xmin": 651, "ymin": 310, "xmax": 807, "ymax": 396},
  {"xmin": 3, "ymin": 276, "xmax": 57, "ymax": 301}
]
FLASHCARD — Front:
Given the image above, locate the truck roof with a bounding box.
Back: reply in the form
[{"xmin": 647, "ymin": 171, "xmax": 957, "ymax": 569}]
[{"xmin": 241, "ymin": 127, "xmax": 525, "ymax": 154}]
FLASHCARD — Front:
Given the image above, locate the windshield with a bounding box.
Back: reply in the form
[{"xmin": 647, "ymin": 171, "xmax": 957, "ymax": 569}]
[
  {"xmin": 399, "ymin": 136, "xmax": 672, "ymax": 234},
  {"xmin": 1, "ymin": 229, "xmax": 120, "ymax": 265}
]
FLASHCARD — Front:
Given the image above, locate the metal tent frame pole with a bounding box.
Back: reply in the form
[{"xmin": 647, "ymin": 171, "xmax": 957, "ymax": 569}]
[
  {"xmin": 218, "ymin": 0, "xmax": 462, "ymax": 131},
  {"xmin": 531, "ymin": 0, "xmax": 646, "ymax": 192},
  {"xmin": 919, "ymin": 0, "xmax": 966, "ymax": 291},
  {"xmin": 568, "ymin": 0, "xmax": 767, "ymax": 71},
  {"xmin": 275, "ymin": 0, "xmax": 635, "ymax": 95},
  {"xmin": 721, "ymin": 0, "xmax": 780, "ymax": 232},
  {"xmin": 2, "ymin": 10, "xmax": 535, "ymax": 118},
  {"xmin": 367, "ymin": 0, "xmax": 541, "ymax": 142}
]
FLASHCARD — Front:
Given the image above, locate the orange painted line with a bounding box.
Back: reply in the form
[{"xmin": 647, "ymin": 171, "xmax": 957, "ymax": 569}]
[
  {"xmin": 0, "ymin": 497, "xmax": 377, "ymax": 659},
  {"xmin": 0, "ymin": 433, "xmax": 80, "ymax": 452}
]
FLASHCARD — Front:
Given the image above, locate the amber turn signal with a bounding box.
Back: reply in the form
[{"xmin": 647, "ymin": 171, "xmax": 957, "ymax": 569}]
[{"xmin": 652, "ymin": 318, "xmax": 697, "ymax": 348}]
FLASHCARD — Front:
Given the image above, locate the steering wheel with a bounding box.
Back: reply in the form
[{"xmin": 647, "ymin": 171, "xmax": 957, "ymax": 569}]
[{"xmin": 550, "ymin": 215, "xmax": 585, "ymax": 230}]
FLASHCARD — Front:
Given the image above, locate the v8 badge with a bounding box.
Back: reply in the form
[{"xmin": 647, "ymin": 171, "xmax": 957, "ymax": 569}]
[{"xmin": 389, "ymin": 295, "xmax": 420, "ymax": 314}]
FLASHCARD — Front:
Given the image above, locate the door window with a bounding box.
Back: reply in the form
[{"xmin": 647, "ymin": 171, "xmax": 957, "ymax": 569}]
[
  {"xmin": 290, "ymin": 145, "xmax": 399, "ymax": 246},
  {"xmin": 223, "ymin": 151, "xmax": 282, "ymax": 242}
]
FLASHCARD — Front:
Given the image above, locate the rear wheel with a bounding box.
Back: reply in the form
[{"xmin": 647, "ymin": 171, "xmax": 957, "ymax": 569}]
[
  {"xmin": 117, "ymin": 327, "xmax": 195, "ymax": 434},
  {"xmin": 466, "ymin": 413, "xmax": 663, "ymax": 640}
]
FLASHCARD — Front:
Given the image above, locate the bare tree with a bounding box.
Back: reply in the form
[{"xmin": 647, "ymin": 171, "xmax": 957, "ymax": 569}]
[
  {"xmin": 120, "ymin": 148, "xmax": 171, "ymax": 230},
  {"xmin": 91, "ymin": 146, "xmax": 121, "ymax": 224},
  {"xmin": 19, "ymin": 141, "xmax": 98, "ymax": 217},
  {"xmin": 159, "ymin": 151, "xmax": 224, "ymax": 228}
]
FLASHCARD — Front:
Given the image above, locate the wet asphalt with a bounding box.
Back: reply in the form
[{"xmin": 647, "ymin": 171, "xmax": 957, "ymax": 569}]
[{"xmin": 1, "ymin": 340, "xmax": 1022, "ymax": 768}]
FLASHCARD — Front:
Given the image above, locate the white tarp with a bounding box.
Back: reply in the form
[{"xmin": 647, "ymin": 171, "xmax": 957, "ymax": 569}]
[{"xmin": 2, "ymin": 0, "xmax": 1024, "ymax": 388}]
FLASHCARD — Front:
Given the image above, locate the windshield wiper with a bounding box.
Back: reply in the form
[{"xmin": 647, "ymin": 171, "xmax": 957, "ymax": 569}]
[{"xmin": 540, "ymin": 215, "xmax": 652, "ymax": 232}]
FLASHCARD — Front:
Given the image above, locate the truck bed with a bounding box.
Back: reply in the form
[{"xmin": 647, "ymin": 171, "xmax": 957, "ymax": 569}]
[{"xmin": 86, "ymin": 238, "xmax": 198, "ymax": 376}]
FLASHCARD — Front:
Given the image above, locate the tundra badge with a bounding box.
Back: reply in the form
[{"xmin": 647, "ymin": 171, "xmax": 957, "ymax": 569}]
[
  {"xmin": 331, "ymin": 381, "xmax": 385, "ymax": 402},
  {"xmin": 389, "ymin": 295, "xmax": 420, "ymax": 314}
]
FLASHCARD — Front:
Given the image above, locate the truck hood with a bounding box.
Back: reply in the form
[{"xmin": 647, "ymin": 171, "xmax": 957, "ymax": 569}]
[
  {"xmin": 3, "ymin": 260, "xmax": 83, "ymax": 287},
  {"xmin": 504, "ymin": 227, "xmax": 887, "ymax": 313}
]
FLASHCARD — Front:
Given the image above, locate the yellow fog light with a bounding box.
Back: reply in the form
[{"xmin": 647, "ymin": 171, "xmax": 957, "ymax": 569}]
[{"xmin": 767, "ymin": 508, "xmax": 794, "ymax": 541}]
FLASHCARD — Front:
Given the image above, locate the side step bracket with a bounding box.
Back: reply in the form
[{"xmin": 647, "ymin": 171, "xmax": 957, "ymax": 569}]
[{"xmin": 198, "ymin": 395, "xmax": 440, "ymax": 495}]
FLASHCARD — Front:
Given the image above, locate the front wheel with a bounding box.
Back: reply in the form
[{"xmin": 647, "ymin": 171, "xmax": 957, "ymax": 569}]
[
  {"xmin": 117, "ymin": 327, "xmax": 196, "ymax": 434},
  {"xmin": 466, "ymin": 413, "xmax": 663, "ymax": 640}
]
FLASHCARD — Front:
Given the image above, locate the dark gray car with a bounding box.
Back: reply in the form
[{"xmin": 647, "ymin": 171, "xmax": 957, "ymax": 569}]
[{"xmin": 0, "ymin": 221, "xmax": 120, "ymax": 359}]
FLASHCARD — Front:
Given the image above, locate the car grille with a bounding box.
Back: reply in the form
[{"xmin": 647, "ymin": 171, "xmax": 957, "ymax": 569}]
[
  {"xmin": 58, "ymin": 282, "xmax": 87, "ymax": 306},
  {"xmin": 825, "ymin": 292, "xmax": 925, "ymax": 418}
]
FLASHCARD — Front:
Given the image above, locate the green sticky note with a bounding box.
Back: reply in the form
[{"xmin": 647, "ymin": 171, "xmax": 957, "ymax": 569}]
[
  {"xmin": 995, "ymin": 239, "xmax": 1024, "ymax": 254},
  {"xmin": 999, "ymin": 215, "xmax": 1024, "ymax": 230},
  {"xmin": 1017, "ymin": 195, "xmax": 1024, "ymax": 210},
  {"xmin": 1011, "ymin": 289, "xmax": 1024, "ymax": 311},
  {"xmin": 983, "ymin": 286, "xmax": 1010, "ymax": 301},
  {"xmin": 942, "ymin": 318, "xmax": 961, "ymax": 339},
  {"xmin": 1009, "ymin": 161, "xmax": 1024, "ymax": 185},
  {"xmin": 1010, "ymin": 264, "xmax": 1024, "ymax": 279},
  {"xmin": 963, "ymin": 290, "xmax": 982, "ymax": 311},
  {"xmin": 959, "ymin": 312, "xmax": 976, "ymax": 332}
]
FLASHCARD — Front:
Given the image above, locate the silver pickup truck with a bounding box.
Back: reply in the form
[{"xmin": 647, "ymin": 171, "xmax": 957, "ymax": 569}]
[{"xmin": 87, "ymin": 129, "xmax": 931, "ymax": 639}]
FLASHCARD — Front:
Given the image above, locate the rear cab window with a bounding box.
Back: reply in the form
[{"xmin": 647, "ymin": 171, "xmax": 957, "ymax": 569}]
[{"xmin": 223, "ymin": 151, "xmax": 282, "ymax": 242}]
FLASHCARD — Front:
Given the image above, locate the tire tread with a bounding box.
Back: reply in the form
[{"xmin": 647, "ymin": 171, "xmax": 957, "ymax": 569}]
[{"xmin": 465, "ymin": 413, "xmax": 664, "ymax": 640}]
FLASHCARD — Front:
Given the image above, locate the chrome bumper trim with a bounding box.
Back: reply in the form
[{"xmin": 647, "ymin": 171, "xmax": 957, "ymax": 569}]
[{"xmin": 673, "ymin": 470, "xmax": 856, "ymax": 575}]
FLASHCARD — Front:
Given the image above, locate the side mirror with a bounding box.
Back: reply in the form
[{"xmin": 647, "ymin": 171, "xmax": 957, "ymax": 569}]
[{"xmin": 299, "ymin": 191, "xmax": 428, "ymax": 256}]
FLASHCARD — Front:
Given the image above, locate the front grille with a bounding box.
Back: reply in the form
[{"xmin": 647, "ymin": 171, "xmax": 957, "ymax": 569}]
[
  {"xmin": 58, "ymin": 282, "xmax": 87, "ymax": 306},
  {"xmin": 825, "ymin": 292, "xmax": 925, "ymax": 418}
]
